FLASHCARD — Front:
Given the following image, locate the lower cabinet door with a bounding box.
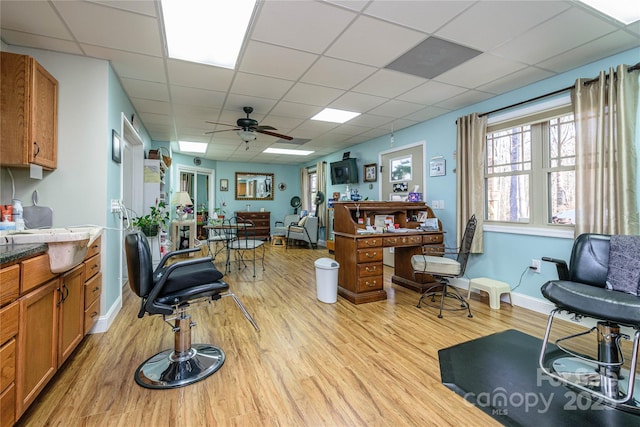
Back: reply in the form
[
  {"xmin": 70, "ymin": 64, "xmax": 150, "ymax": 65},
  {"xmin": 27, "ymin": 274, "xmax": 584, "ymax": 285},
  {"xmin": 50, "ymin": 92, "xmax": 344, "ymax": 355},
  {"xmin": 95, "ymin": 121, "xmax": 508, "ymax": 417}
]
[
  {"xmin": 58, "ymin": 265, "xmax": 84, "ymax": 368},
  {"xmin": 17, "ymin": 279, "xmax": 58, "ymax": 417}
]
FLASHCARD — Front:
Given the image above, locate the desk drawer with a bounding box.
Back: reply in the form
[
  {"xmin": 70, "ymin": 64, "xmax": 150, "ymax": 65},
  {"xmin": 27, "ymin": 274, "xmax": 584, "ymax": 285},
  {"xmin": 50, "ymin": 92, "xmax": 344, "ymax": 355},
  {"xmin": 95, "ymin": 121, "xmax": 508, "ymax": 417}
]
[
  {"xmin": 0, "ymin": 265, "xmax": 19, "ymax": 307},
  {"xmin": 422, "ymin": 233, "xmax": 443, "ymax": 244},
  {"xmin": 357, "ymin": 276, "xmax": 383, "ymax": 292},
  {"xmin": 422, "ymin": 244, "xmax": 444, "ymax": 255},
  {"xmin": 357, "ymin": 237, "xmax": 382, "ymax": 248},
  {"xmin": 384, "ymin": 235, "xmax": 422, "ymax": 247},
  {"xmin": 357, "ymin": 262, "xmax": 382, "ymax": 278},
  {"xmin": 357, "ymin": 248, "xmax": 382, "ymax": 263}
]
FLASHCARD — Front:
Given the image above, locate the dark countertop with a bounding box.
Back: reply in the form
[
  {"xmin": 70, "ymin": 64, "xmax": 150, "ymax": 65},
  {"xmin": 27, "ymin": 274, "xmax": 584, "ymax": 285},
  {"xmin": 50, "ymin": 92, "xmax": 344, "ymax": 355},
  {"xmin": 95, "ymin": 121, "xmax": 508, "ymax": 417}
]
[{"xmin": 0, "ymin": 243, "xmax": 47, "ymax": 266}]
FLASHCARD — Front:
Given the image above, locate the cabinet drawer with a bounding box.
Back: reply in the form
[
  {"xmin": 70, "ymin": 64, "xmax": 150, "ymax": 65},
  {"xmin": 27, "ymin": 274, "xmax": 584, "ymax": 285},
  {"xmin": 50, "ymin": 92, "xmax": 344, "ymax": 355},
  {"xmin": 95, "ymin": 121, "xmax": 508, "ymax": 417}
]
[
  {"xmin": 422, "ymin": 233, "xmax": 443, "ymax": 244},
  {"xmin": 84, "ymin": 254, "xmax": 101, "ymax": 281},
  {"xmin": 85, "ymin": 236, "xmax": 101, "ymax": 259},
  {"xmin": 0, "ymin": 338, "xmax": 16, "ymax": 391},
  {"xmin": 383, "ymin": 235, "xmax": 422, "ymax": 247},
  {"xmin": 357, "ymin": 263, "xmax": 382, "ymax": 278},
  {"xmin": 357, "ymin": 276, "xmax": 383, "ymax": 292},
  {"xmin": 356, "ymin": 248, "xmax": 382, "ymax": 263},
  {"xmin": 21, "ymin": 254, "xmax": 56, "ymax": 293},
  {"xmin": 84, "ymin": 298, "xmax": 100, "ymax": 335},
  {"xmin": 0, "ymin": 265, "xmax": 19, "ymax": 306},
  {"xmin": 422, "ymin": 244, "xmax": 444, "ymax": 256},
  {"xmin": 357, "ymin": 237, "xmax": 382, "ymax": 248},
  {"xmin": 0, "ymin": 301, "xmax": 19, "ymax": 345},
  {"xmin": 0, "ymin": 382, "xmax": 15, "ymax": 427},
  {"xmin": 84, "ymin": 272, "xmax": 102, "ymax": 308}
]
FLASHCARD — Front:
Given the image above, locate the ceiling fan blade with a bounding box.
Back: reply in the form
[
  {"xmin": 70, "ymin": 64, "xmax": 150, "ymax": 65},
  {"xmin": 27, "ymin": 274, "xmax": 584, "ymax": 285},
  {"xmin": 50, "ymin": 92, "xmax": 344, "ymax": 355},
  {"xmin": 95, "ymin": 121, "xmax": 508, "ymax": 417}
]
[
  {"xmin": 253, "ymin": 125, "xmax": 277, "ymax": 131},
  {"xmin": 256, "ymin": 129, "xmax": 293, "ymax": 140},
  {"xmin": 204, "ymin": 128, "xmax": 239, "ymax": 135}
]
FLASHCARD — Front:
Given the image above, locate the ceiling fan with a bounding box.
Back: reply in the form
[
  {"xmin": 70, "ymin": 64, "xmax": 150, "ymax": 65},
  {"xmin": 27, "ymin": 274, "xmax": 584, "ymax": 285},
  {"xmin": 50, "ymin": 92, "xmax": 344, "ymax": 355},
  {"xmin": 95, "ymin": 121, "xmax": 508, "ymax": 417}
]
[{"xmin": 206, "ymin": 106, "xmax": 293, "ymax": 149}]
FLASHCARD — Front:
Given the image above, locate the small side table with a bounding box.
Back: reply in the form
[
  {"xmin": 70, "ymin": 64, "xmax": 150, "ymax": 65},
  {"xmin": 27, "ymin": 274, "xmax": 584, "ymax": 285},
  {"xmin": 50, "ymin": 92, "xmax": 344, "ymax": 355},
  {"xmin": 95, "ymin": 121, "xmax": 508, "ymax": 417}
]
[{"xmin": 171, "ymin": 219, "xmax": 196, "ymax": 253}]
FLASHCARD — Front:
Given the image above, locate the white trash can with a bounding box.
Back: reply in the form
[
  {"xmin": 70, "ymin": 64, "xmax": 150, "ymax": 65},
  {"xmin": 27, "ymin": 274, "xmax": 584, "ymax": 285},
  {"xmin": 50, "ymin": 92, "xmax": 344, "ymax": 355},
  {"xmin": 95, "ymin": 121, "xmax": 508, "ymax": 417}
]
[{"xmin": 314, "ymin": 258, "xmax": 340, "ymax": 303}]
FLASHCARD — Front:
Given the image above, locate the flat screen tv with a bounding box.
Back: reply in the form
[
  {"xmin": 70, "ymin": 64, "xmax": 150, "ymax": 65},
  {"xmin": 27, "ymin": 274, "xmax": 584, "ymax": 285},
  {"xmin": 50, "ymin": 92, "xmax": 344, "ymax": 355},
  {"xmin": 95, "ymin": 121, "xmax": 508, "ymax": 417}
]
[{"xmin": 330, "ymin": 158, "xmax": 359, "ymax": 185}]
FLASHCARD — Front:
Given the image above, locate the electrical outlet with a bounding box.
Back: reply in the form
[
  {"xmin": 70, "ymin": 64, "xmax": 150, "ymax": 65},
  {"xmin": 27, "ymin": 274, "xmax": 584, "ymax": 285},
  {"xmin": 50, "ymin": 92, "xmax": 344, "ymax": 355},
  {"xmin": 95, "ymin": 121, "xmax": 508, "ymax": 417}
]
[
  {"xmin": 110, "ymin": 199, "xmax": 121, "ymax": 213},
  {"xmin": 531, "ymin": 259, "xmax": 541, "ymax": 273}
]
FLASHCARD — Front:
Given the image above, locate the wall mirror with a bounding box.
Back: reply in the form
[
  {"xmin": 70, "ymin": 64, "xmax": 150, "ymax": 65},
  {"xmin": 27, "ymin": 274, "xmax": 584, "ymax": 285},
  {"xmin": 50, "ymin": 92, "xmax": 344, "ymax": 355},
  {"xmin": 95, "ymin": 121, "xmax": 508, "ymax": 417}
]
[{"xmin": 235, "ymin": 172, "xmax": 274, "ymax": 200}]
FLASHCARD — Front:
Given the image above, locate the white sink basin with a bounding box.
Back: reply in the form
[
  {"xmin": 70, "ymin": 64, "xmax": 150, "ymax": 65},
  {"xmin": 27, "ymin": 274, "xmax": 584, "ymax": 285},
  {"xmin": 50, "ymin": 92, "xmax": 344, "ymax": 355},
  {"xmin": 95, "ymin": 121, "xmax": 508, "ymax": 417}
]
[{"xmin": 5, "ymin": 226, "xmax": 104, "ymax": 273}]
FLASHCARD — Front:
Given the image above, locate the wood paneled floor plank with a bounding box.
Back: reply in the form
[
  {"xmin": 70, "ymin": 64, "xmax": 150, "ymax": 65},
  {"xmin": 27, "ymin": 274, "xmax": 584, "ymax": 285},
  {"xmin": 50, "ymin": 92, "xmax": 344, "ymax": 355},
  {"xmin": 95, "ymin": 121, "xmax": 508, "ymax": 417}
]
[{"xmin": 16, "ymin": 245, "xmax": 610, "ymax": 426}]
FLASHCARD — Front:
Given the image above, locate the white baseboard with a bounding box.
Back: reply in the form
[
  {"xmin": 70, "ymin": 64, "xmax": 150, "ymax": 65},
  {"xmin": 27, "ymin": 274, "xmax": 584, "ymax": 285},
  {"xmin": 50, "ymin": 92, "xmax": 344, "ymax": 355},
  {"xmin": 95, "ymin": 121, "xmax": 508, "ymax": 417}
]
[{"xmin": 87, "ymin": 295, "xmax": 122, "ymax": 334}]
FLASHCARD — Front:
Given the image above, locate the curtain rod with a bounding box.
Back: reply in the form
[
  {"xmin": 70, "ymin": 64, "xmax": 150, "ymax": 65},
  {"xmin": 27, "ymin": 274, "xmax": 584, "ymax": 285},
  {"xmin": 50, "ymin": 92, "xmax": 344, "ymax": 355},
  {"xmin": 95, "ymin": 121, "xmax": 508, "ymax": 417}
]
[{"xmin": 479, "ymin": 62, "xmax": 640, "ymax": 118}]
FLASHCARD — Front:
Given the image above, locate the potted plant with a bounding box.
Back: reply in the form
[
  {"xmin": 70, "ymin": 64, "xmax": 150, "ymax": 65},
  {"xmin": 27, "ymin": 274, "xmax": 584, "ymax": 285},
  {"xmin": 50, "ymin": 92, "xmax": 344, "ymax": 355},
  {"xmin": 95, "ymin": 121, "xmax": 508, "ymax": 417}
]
[{"xmin": 132, "ymin": 201, "xmax": 169, "ymax": 237}]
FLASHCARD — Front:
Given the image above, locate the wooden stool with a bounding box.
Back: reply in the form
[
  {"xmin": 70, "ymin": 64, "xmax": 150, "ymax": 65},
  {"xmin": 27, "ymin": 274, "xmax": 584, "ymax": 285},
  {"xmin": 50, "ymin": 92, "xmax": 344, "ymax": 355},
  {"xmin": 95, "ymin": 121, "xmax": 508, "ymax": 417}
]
[
  {"xmin": 467, "ymin": 277, "xmax": 512, "ymax": 310},
  {"xmin": 272, "ymin": 234, "xmax": 286, "ymax": 246}
]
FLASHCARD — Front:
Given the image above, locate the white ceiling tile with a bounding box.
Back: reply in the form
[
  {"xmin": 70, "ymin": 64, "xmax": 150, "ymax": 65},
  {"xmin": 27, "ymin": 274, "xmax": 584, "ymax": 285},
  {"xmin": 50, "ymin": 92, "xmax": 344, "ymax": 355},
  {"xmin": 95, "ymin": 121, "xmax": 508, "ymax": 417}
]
[
  {"xmin": 170, "ymin": 86, "xmax": 227, "ymax": 109},
  {"xmin": 1, "ymin": 1, "xmax": 73, "ymax": 39},
  {"xmin": 436, "ymin": 1, "xmax": 571, "ymax": 51},
  {"xmin": 0, "ymin": 30, "xmax": 83, "ymax": 55},
  {"xmin": 330, "ymin": 91, "xmax": 388, "ymax": 113},
  {"xmin": 53, "ymin": 1, "xmax": 163, "ymax": 56},
  {"xmin": 167, "ymin": 60, "xmax": 234, "ymax": 91},
  {"xmin": 367, "ymin": 99, "xmax": 425, "ymax": 118},
  {"xmin": 435, "ymin": 53, "xmax": 527, "ymax": 89},
  {"xmin": 250, "ymin": 1, "xmax": 356, "ymax": 54},
  {"xmin": 492, "ymin": 7, "xmax": 619, "ymax": 64},
  {"xmin": 89, "ymin": 1, "xmax": 157, "ymax": 17},
  {"xmin": 325, "ymin": 15, "xmax": 426, "ymax": 67},
  {"xmin": 131, "ymin": 98, "xmax": 171, "ymax": 115},
  {"xmin": 404, "ymin": 106, "xmax": 451, "ymax": 122},
  {"xmin": 121, "ymin": 78, "xmax": 169, "ymax": 101},
  {"xmin": 301, "ymin": 56, "xmax": 377, "ymax": 90},
  {"xmin": 82, "ymin": 46, "xmax": 166, "ymax": 82},
  {"xmin": 282, "ymin": 82, "xmax": 344, "ymax": 106},
  {"xmin": 477, "ymin": 66, "xmax": 555, "ymax": 94},
  {"xmin": 352, "ymin": 69, "xmax": 426, "ymax": 98},
  {"xmin": 435, "ymin": 89, "xmax": 494, "ymax": 111},
  {"xmin": 397, "ymin": 80, "xmax": 467, "ymax": 105},
  {"xmin": 364, "ymin": 0, "xmax": 473, "ymax": 33},
  {"xmin": 229, "ymin": 73, "xmax": 294, "ymax": 99},
  {"xmin": 239, "ymin": 40, "xmax": 318, "ymax": 80}
]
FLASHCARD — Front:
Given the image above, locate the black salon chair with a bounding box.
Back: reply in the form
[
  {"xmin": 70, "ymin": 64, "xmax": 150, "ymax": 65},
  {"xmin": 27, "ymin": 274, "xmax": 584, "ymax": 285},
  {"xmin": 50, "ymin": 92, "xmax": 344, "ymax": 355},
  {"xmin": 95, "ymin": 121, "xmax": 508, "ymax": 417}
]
[
  {"xmin": 412, "ymin": 215, "xmax": 476, "ymax": 318},
  {"xmin": 125, "ymin": 231, "xmax": 259, "ymax": 389},
  {"xmin": 539, "ymin": 233, "xmax": 640, "ymax": 412}
]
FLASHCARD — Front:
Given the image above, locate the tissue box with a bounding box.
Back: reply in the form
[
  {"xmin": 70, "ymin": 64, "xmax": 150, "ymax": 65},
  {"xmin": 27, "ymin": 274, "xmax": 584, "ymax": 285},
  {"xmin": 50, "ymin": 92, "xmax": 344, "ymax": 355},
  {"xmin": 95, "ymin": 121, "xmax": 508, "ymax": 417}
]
[{"xmin": 408, "ymin": 192, "xmax": 423, "ymax": 202}]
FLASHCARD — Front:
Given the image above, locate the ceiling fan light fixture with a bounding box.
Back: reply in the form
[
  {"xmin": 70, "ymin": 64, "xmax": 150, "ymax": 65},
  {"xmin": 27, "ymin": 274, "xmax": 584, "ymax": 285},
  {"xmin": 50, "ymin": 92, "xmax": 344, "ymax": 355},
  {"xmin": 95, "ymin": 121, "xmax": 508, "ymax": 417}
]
[{"xmin": 237, "ymin": 130, "xmax": 257, "ymax": 142}]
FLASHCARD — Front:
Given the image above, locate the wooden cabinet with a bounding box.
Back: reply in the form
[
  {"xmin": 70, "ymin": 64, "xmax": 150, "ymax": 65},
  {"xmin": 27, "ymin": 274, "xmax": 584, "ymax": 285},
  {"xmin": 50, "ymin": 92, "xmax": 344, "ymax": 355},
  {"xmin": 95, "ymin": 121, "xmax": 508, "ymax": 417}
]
[
  {"xmin": 83, "ymin": 236, "xmax": 102, "ymax": 335},
  {"xmin": 57, "ymin": 265, "xmax": 84, "ymax": 368},
  {"xmin": 0, "ymin": 300, "xmax": 19, "ymax": 427},
  {"xmin": 333, "ymin": 201, "xmax": 444, "ymax": 304},
  {"xmin": 17, "ymin": 279, "xmax": 58, "ymax": 417},
  {"xmin": 1, "ymin": 52, "xmax": 58, "ymax": 170},
  {"xmin": 235, "ymin": 211, "xmax": 270, "ymax": 240}
]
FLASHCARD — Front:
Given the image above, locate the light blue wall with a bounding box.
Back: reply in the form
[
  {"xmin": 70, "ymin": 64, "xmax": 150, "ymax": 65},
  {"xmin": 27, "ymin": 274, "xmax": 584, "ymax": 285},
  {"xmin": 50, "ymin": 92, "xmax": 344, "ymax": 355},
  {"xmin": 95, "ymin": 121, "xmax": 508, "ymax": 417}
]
[{"xmin": 309, "ymin": 46, "xmax": 640, "ymax": 300}]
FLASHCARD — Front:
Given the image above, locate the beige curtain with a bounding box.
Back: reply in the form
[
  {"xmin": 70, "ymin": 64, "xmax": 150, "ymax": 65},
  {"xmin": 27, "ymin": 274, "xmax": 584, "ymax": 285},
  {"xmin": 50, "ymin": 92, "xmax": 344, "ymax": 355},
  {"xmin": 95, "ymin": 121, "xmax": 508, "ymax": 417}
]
[
  {"xmin": 316, "ymin": 161, "xmax": 327, "ymax": 227},
  {"xmin": 456, "ymin": 113, "xmax": 487, "ymax": 253},
  {"xmin": 573, "ymin": 64, "xmax": 639, "ymax": 236},
  {"xmin": 300, "ymin": 167, "xmax": 309, "ymax": 213}
]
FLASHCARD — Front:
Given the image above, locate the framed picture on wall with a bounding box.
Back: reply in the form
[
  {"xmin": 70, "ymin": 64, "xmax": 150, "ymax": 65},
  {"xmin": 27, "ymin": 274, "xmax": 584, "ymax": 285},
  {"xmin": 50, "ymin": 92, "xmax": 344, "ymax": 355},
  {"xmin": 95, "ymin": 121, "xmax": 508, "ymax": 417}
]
[
  {"xmin": 220, "ymin": 179, "xmax": 229, "ymax": 192},
  {"xmin": 364, "ymin": 163, "xmax": 377, "ymax": 182}
]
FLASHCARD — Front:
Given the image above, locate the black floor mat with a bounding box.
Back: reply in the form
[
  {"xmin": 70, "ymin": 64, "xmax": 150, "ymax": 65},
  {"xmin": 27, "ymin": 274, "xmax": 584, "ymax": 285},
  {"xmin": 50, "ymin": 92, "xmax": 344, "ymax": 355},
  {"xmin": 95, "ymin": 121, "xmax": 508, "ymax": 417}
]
[{"xmin": 438, "ymin": 329, "xmax": 639, "ymax": 426}]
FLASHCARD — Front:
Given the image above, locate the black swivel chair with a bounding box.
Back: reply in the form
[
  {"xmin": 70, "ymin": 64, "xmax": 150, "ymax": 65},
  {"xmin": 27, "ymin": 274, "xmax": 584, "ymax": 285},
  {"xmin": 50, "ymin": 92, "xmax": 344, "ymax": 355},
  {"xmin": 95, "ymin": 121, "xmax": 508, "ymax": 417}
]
[
  {"xmin": 540, "ymin": 233, "xmax": 640, "ymax": 412},
  {"xmin": 125, "ymin": 231, "xmax": 259, "ymax": 389},
  {"xmin": 411, "ymin": 215, "xmax": 476, "ymax": 318}
]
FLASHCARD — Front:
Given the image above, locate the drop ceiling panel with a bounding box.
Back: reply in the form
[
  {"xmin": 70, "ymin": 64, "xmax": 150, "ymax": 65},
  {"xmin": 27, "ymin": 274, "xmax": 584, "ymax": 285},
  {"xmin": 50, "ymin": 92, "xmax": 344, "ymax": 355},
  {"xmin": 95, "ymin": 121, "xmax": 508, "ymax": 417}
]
[
  {"xmin": 367, "ymin": 99, "xmax": 425, "ymax": 118},
  {"xmin": 1, "ymin": 1, "xmax": 72, "ymax": 39},
  {"xmin": 239, "ymin": 40, "xmax": 318, "ymax": 80},
  {"xmin": 250, "ymin": 0, "xmax": 356, "ymax": 54},
  {"xmin": 397, "ymin": 80, "xmax": 468, "ymax": 105},
  {"xmin": 167, "ymin": 60, "xmax": 234, "ymax": 91},
  {"xmin": 0, "ymin": 30, "xmax": 83, "ymax": 55},
  {"xmin": 82, "ymin": 46, "xmax": 167, "ymax": 82},
  {"xmin": 170, "ymin": 86, "xmax": 227, "ymax": 108},
  {"xmin": 121, "ymin": 78, "xmax": 169, "ymax": 101},
  {"xmin": 435, "ymin": 53, "xmax": 527, "ymax": 89},
  {"xmin": 330, "ymin": 91, "xmax": 388, "ymax": 112},
  {"xmin": 282, "ymin": 83, "xmax": 344, "ymax": 106},
  {"xmin": 436, "ymin": 1, "xmax": 571, "ymax": 51},
  {"xmin": 477, "ymin": 66, "xmax": 555, "ymax": 94},
  {"xmin": 229, "ymin": 72, "xmax": 294, "ymax": 99},
  {"xmin": 301, "ymin": 56, "xmax": 377, "ymax": 90},
  {"xmin": 325, "ymin": 15, "xmax": 426, "ymax": 67},
  {"xmin": 363, "ymin": 0, "xmax": 473, "ymax": 34},
  {"xmin": 352, "ymin": 69, "xmax": 426, "ymax": 99}
]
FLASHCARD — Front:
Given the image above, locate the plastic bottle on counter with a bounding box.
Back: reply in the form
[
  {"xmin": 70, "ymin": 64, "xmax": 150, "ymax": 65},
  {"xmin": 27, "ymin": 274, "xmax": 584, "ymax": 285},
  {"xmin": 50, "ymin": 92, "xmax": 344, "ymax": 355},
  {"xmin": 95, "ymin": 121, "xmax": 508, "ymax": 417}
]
[{"xmin": 12, "ymin": 199, "xmax": 23, "ymax": 221}]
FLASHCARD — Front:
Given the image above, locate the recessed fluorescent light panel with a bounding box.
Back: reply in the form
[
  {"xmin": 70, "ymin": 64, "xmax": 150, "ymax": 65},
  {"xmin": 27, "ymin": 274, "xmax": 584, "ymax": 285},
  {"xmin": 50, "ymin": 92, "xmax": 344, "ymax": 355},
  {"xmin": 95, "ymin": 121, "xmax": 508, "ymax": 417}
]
[
  {"xmin": 179, "ymin": 141, "xmax": 207, "ymax": 154},
  {"xmin": 311, "ymin": 108, "xmax": 360, "ymax": 124},
  {"xmin": 264, "ymin": 148, "xmax": 314, "ymax": 156},
  {"xmin": 580, "ymin": 0, "xmax": 640, "ymax": 24},
  {"xmin": 161, "ymin": 0, "xmax": 257, "ymax": 69}
]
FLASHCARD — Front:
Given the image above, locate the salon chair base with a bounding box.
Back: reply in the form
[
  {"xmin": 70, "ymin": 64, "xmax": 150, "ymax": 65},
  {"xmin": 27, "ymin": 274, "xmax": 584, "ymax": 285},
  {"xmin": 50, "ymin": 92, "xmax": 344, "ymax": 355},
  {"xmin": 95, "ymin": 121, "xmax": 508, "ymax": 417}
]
[{"xmin": 135, "ymin": 344, "xmax": 226, "ymax": 389}]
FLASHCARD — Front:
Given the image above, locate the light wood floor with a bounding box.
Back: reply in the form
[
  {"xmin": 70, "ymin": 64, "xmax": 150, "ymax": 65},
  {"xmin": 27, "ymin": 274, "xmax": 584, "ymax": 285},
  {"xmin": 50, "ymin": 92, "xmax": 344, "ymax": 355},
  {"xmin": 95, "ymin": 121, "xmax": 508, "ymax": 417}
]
[{"xmin": 16, "ymin": 245, "xmax": 608, "ymax": 426}]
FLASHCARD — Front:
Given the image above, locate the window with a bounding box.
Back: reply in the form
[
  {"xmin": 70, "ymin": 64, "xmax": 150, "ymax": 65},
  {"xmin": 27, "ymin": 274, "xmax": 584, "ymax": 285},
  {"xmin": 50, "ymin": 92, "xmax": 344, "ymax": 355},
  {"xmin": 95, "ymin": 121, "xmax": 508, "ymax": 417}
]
[
  {"xmin": 485, "ymin": 106, "xmax": 575, "ymax": 227},
  {"xmin": 307, "ymin": 169, "xmax": 317, "ymax": 214}
]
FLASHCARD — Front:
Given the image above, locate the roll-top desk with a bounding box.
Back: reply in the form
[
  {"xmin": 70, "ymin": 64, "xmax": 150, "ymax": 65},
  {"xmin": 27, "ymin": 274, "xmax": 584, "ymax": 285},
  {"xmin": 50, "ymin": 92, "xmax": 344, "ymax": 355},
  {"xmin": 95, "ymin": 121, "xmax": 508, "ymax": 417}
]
[{"xmin": 333, "ymin": 201, "xmax": 443, "ymax": 304}]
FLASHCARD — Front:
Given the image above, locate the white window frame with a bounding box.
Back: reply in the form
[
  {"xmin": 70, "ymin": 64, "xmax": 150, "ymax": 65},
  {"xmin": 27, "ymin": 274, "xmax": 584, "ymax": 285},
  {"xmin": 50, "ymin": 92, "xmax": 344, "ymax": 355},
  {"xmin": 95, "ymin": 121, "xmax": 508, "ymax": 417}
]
[{"xmin": 483, "ymin": 95, "xmax": 575, "ymax": 238}]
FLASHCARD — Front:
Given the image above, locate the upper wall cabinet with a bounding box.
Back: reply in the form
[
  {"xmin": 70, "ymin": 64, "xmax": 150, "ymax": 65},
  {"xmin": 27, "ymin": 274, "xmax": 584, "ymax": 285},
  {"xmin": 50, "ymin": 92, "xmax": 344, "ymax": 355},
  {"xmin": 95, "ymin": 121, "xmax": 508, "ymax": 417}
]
[{"xmin": 1, "ymin": 52, "xmax": 58, "ymax": 170}]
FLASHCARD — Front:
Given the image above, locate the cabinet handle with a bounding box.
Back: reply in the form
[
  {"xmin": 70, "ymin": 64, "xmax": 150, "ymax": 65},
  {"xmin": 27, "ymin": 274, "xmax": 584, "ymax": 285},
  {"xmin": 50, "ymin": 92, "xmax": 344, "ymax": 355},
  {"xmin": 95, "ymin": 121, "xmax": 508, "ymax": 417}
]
[
  {"xmin": 90, "ymin": 311, "xmax": 98, "ymax": 319},
  {"xmin": 365, "ymin": 252, "xmax": 377, "ymax": 258},
  {"xmin": 93, "ymin": 286, "xmax": 100, "ymax": 292},
  {"xmin": 33, "ymin": 141, "xmax": 40, "ymax": 158},
  {"xmin": 365, "ymin": 280, "xmax": 377, "ymax": 287},
  {"xmin": 365, "ymin": 266, "xmax": 377, "ymax": 272}
]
